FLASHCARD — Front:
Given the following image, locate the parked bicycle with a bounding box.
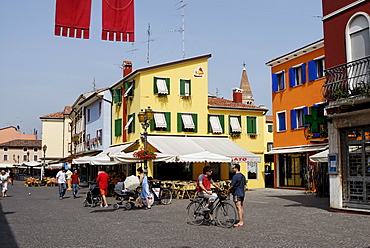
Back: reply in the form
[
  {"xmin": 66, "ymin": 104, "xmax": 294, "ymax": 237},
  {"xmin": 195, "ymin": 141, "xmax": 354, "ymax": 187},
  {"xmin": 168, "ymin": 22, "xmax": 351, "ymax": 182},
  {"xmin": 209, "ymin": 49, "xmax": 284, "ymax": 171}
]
[
  {"xmin": 143, "ymin": 180, "xmax": 172, "ymax": 206},
  {"xmin": 186, "ymin": 190, "xmax": 237, "ymax": 228}
]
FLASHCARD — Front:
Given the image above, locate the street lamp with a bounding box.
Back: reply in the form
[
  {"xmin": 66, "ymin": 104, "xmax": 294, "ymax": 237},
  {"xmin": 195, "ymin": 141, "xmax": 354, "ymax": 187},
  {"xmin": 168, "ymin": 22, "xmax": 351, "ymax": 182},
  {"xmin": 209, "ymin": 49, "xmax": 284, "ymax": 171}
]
[
  {"xmin": 42, "ymin": 145, "xmax": 47, "ymax": 181},
  {"xmin": 138, "ymin": 106, "xmax": 154, "ymax": 173}
]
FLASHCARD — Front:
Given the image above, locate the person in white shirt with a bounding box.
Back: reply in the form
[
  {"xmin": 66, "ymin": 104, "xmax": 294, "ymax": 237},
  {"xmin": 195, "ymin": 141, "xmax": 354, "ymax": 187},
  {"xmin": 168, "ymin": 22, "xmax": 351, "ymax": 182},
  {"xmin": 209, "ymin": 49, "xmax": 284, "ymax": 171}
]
[
  {"xmin": 56, "ymin": 168, "xmax": 67, "ymax": 199},
  {"xmin": 0, "ymin": 170, "xmax": 9, "ymax": 197}
]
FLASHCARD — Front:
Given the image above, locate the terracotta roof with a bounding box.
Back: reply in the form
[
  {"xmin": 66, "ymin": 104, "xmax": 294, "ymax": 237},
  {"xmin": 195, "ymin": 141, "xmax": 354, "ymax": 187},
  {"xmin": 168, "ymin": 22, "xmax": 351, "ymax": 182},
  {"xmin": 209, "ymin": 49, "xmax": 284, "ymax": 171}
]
[
  {"xmin": 266, "ymin": 115, "xmax": 273, "ymax": 123},
  {"xmin": 208, "ymin": 96, "xmax": 267, "ymax": 111},
  {"xmin": 0, "ymin": 139, "xmax": 42, "ymax": 147},
  {"xmin": 40, "ymin": 106, "xmax": 72, "ymax": 119}
]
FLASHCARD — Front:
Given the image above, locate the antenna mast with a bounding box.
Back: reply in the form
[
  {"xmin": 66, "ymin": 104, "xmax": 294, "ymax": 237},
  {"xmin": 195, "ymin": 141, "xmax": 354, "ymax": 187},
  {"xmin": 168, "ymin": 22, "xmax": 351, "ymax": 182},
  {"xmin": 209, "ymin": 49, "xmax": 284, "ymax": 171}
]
[
  {"xmin": 167, "ymin": 0, "xmax": 187, "ymax": 59},
  {"xmin": 147, "ymin": 23, "xmax": 151, "ymax": 64}
]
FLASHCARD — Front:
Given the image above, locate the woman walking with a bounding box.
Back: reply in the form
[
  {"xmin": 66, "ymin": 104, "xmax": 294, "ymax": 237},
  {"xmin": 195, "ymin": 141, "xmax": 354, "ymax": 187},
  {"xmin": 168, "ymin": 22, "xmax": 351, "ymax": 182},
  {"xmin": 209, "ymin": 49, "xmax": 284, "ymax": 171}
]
[{"xmin": 137, "ymin": 167, "xmax": 151, "ymax": 209}]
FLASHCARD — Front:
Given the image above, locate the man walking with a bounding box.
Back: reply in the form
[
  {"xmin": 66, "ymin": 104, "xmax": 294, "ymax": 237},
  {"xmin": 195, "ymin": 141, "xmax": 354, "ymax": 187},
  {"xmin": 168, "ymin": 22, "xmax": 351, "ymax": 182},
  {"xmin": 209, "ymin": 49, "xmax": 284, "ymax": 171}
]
[
  {"xmin": 71, "ymin": 169, "xmax": 80, "ymax": 198},
  {"xmin": 56, "ymin": 168, "xmax": 67, "ymax": 199},
  {"xmin": 229, "ymin": 164, "xmax": 247, "ymax": 227}
]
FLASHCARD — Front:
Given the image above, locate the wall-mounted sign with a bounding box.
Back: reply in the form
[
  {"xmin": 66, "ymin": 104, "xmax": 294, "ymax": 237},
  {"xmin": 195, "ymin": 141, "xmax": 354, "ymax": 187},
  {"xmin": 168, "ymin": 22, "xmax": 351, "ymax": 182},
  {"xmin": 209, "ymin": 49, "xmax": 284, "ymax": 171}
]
[
  {"xmin": 328, "ymin": 153, "xmax": 338, "ymax": 174},
  {"xmin": 194, "ymin": 66, "xmax": 205, "ymax": 78}
]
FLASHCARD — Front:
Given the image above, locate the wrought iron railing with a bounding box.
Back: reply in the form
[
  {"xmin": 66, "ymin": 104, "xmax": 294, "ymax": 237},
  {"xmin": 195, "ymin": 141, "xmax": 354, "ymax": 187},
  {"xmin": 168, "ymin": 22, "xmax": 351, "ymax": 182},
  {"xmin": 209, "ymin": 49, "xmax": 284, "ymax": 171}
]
[{"xmin": 322, "ymin": 56, "xmax": 370, "ymax": 101}]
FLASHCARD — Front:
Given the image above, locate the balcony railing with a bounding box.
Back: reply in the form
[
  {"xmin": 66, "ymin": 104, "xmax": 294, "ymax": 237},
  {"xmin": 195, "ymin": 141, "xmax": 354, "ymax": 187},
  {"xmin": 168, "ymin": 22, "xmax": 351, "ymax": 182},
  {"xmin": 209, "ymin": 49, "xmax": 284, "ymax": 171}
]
[{"xmin": 322, "ymin": 56, "xmax": 370, "ymax": 101}]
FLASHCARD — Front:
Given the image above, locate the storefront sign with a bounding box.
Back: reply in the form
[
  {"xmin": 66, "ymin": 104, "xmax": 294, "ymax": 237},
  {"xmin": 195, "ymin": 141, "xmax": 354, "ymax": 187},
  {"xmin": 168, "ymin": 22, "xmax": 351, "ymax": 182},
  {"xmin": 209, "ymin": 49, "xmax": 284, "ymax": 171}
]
[{"xmin": 233, "ymin": 157, "xmax": 261, "ymax": 163}]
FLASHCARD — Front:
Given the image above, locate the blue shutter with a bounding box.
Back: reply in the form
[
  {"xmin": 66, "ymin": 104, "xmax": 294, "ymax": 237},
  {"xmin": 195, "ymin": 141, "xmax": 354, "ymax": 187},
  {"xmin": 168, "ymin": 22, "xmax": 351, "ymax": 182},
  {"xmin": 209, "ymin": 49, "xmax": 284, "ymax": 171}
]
[
  {"xmin": 308, "ymin": 60, "xmax": 317, "ymax": 81},
  {"xmin": 290, "ymin": 109, "xmax": 297, "ymax": 130},
  {"xmin": 278, "ymin": 113, "xmax": 286, "ymax": 131},
  {"xmin": 289, "ymin": 68, "xmax": 295, "ymax": 87},
  {"xmin": 281, "ymin": 71, "xmax": 285, "ymax": 89},
  {"xmin": 303, "ymin": 107, "xmax": 309, "ymax": 127},
  {"xmin": 272, "ymin": 74, "xmax": 278, "ymax": 92},
  {"xmin": 302, "ymin": 63, "xmax": 306, "ymax": 84}
]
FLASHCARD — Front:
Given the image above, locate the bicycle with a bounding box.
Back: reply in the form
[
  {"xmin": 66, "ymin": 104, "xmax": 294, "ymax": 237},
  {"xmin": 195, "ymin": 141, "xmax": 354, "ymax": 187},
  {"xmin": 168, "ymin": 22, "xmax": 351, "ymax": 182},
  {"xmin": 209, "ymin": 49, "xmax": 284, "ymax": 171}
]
[
  {"xmin": 186, "ymin": 190, "xmax": 237, "ymax": 228},
  {"xmin": 143, "ymin": 180, "xmax": 172, "ymax": 206}
]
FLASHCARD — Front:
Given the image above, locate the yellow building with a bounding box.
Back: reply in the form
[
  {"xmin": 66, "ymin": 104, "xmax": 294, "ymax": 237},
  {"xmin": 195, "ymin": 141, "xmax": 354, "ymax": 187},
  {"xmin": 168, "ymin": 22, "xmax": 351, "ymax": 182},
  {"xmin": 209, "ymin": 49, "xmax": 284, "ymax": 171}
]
[{"xmin": 111, "ymin": 54, "xmax": 268, "ymax": 189}]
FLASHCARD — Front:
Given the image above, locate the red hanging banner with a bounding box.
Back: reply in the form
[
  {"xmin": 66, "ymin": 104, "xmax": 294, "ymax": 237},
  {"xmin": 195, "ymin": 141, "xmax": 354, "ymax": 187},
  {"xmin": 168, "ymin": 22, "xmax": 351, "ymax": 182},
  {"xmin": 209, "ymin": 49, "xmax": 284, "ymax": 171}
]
[
  {"xmin": 102, "ymin": 0, "xmax": 135, "ymax": 42},
  {"xmin": 55, "ymin": 0, "xmax": 92, "ymax": 39}
]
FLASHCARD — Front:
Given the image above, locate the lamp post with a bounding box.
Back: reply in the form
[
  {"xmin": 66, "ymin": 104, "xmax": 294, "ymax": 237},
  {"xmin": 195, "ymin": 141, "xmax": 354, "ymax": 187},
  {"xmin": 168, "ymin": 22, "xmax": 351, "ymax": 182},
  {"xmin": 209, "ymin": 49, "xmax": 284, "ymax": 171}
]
[
  {"xmin": 138, "ymin": 106, "xmax": 154, "ymax": 173},
  {"xmin": 42, "ymin": 145, "xmax": 47, "ymax": 181}
]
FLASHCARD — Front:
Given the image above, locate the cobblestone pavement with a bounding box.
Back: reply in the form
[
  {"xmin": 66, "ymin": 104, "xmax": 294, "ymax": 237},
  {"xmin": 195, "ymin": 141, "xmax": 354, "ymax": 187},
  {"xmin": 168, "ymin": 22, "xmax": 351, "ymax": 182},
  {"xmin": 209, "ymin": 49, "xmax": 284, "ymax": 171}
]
[{"xmin": 1, "ymin": 181, "xmax": 369, "ymax": 248}]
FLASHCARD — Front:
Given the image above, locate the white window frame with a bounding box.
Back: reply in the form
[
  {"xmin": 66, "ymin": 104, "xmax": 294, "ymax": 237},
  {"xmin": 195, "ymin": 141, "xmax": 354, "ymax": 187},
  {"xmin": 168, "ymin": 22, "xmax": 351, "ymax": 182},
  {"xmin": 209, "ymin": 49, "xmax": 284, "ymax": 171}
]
[
  {"xmin": 276, "ymin": 111, "xmax": 287, "ymax": 132},
  {"xmin": 346, "ymin": 12, "xmax": 370, "ymax": 62},
  {"xmin": 154, "ymin": 113, "xmax": 167, "ymax": 128},
  {"xmin": 230, "ymin": 116, "xmax": 242, "ymax": 133},
  {"xmin": 293, "ymin": 64, "xmax": 303, "ymax": 86},
  {"xmin": 293, "ymin": 107, "xmax": 306, "ymax": 129},
  {"xmin": 181, "ymin": 114, "xmax": 195, "ymax": 129},
  {"xmin": 276, "ymin": 70, "xmax": 285, "ymax": 91},
  {"xmin": 156, "ymin": 78, "xmax": 169, "ymax": 94},
  {"xmin": 209, "ymin": 115, "xmax": 222, "ymax": 134}
]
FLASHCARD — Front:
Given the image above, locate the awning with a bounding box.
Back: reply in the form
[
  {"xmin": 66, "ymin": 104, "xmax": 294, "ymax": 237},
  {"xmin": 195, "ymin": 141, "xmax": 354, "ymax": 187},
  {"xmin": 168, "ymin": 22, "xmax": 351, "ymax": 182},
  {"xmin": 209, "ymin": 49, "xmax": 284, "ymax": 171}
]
[
  {"xmin": 147, "ymin": 136, "xmax": 261, "ymax": 163},
  {"xmin": 73, "ymin": 142, "xmax": 137, "ymax": 165},
  {"xmin": 267, "ymin": 144, "xmax": 328, "ymax": 155},
  {"xmin": 309, "ymin": 149, "xmax": 329, "ymax": 163},
  {"xmin": 21, "ymin": 161, "xmax": 42, "ymax": 167},
  {"xmin": 0, "ymin": 163, "xmax": 16, "ymax": 168},
  {"xmin": 176, "ymin": 151, "xmax": 231, "ymax": 163}
]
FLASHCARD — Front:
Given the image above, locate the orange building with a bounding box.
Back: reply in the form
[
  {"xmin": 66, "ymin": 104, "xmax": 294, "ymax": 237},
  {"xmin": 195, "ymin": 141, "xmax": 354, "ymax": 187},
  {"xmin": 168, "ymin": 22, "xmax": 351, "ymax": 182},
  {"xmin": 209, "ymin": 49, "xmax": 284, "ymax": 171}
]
[{"xmin": 266, "ymin": 39, "xmax": 328, "ymax": 191}]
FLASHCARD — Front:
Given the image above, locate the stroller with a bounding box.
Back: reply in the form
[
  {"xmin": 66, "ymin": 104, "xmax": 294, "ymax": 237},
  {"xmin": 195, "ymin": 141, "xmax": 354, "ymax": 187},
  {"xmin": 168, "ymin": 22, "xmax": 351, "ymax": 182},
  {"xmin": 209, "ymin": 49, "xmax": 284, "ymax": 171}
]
[
  {"xmin": 112, "ymin": 181, "xmax": 138, "ymax": 210},
  {"xmin": 83, "ymin": 183, "xmax": 102, "ymax": 208}
]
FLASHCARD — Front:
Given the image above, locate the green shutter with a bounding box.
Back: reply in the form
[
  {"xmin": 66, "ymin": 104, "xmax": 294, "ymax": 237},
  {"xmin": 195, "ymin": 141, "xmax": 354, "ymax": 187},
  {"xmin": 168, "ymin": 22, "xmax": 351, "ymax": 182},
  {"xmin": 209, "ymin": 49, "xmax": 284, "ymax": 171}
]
[
  {"xmin": 131, "ymin": 113, "xmax": 135, "ymax": 133},
  {"xmin": 228, "ymin": 116, "xmax": 231, "ymax": 133},
  {"xmin": 124, "ymin": 81, "xmax": 134, "ymax": 97},
  {"xmin": 247, "ymin": 117, "xmax": 257, "ymax": 134},
  {"xmin": 268, "ymin": 124, "xmax": 273, "ymax": 133},
  {"xmin": 180, "ymin": 79, "xmax": 185, "ymax": 96},
  {"xmin": 153, "ymin": 77, "xmax": 158, "ymax": 94},
  {"xmin": 165, "ymin": 77, "xmax": 170, "ymax": 94},
  {"xmin": 219, "ymin": 115, "xmax": 224, "ymax": 133},
  {"xmin": 150, "ymin": 118, "xmax": 155, "ymax": 131},
  {"xmin": 165, "ymin": 112, "xmax": 171, "ymax": 131},
  {"xmin": 192, "ymin": 114, "xmax": 198, "ymax": 133},
  {"xmin": 115, "ymin": 119, "xmax": 122, "ymax": 136},
  {"xmin": 207, "ymin": 114, "xmax": 211, "ymax": 133},
  {"xmin": 177, "ymin": 113, "xmax": 182, "ymax": 132},
  {"xmin": 113, "ymin": 88, "xmax": 122, "ymax": 103},
  {"xmin": 188, "ymin": 79, "xmax": 191, "ymax": 95}
]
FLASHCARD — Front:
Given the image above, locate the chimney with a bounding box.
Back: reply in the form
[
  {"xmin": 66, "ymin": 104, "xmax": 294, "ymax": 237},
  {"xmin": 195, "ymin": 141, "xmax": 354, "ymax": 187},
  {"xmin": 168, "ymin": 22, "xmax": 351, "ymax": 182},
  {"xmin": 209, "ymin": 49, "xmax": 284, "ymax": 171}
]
[
  {"xmin": 232, "ymin": 88, "xmax": 243, "ymax": 103},
  {"xmin": 123, "ymin": 61, "xmax": 132, "ymax": 77}
]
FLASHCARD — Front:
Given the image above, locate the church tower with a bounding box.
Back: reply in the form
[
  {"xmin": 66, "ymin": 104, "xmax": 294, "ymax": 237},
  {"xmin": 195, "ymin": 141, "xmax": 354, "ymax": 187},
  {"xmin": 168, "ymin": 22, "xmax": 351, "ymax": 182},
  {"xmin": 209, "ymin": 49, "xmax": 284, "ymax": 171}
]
[{"xmin": 239, "ymin": 63, "xmax": 254, "ymax": 105}]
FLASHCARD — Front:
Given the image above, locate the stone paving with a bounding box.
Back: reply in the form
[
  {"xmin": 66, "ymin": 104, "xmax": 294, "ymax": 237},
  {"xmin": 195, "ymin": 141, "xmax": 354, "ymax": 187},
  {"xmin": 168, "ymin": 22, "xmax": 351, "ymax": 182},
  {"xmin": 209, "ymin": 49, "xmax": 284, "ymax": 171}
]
[{"xmin": 1, "ymin": 181, "xmax": 369, "ymax": 248}]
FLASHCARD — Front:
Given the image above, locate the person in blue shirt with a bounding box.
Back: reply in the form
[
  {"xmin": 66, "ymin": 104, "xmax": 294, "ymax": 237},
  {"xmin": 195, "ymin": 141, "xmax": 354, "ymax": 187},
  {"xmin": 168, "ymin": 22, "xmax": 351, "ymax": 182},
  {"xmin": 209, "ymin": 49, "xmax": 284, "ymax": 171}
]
[{"xmin": 229, "ymin": 164, "xmax": 247, "ymax": 227}]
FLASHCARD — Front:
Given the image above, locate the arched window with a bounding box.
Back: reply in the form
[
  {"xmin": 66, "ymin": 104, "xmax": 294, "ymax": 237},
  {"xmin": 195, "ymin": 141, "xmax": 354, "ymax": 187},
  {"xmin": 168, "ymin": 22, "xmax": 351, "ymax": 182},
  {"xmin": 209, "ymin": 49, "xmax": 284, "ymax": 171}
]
[{"xmin": 346, "ymin": 13, "xmax": 370, "ymax": 61}]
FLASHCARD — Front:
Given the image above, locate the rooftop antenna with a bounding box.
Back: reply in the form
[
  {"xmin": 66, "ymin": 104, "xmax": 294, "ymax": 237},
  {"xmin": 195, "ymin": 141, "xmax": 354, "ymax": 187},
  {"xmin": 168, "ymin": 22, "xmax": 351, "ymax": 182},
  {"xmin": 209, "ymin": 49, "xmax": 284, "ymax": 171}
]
[
  {"xmin": 92, "ymin": 78, "xmax": 96, "ymax": 91},
  {"xmin": 167, "ymin": 0, "xmax": 187, "ymax": 59},
  {"xmin": 127, "ymin": 42, "xmax": 138, "ymax": 55},
  {"xmin": 146, "ymin": 23, "xmax": 155, "ymax": 64}
]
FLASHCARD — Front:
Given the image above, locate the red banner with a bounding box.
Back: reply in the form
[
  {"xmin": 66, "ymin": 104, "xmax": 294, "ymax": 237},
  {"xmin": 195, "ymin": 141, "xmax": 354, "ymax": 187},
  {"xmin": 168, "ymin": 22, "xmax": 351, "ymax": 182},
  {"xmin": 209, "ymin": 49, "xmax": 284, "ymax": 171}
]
[
  {"xmin": 102, "ymin": 0, "xmax": 135, "ymax": 42},
  {"xmin": 55, "ymin": 0, "xmax": 92, "ymax": 39}
]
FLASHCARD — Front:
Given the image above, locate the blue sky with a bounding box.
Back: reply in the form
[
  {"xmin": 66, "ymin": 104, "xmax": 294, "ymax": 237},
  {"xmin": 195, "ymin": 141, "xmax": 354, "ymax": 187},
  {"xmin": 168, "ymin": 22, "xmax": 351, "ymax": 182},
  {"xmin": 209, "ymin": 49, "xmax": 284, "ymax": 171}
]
[{"xmin": 0, "ymin": 0, "xmax": 323, "ymax": 136}]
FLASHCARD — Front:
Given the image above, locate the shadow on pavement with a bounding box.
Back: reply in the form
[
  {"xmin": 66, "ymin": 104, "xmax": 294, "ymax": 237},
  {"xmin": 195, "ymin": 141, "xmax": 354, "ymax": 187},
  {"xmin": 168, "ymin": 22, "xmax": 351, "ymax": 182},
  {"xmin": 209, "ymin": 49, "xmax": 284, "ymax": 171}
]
[
  {"xmin": 0, "ymin": 201, "xmax": 18, "ymax": 247},
  {"xmin": 269, "ymin": 194, "xmax": 330, "ymax": 211}
]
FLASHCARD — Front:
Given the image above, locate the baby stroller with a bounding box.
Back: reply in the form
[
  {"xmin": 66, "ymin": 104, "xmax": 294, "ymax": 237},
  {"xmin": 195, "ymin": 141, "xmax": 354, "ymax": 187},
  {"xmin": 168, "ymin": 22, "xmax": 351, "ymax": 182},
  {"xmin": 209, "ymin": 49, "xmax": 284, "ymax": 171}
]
[
  {"xmin": 83, "ymin": 183, "xmax": 102, "ymax": 208},
  {"xmin": 112, "ymin": 181, "xmax": 138, "ymax": 210}
]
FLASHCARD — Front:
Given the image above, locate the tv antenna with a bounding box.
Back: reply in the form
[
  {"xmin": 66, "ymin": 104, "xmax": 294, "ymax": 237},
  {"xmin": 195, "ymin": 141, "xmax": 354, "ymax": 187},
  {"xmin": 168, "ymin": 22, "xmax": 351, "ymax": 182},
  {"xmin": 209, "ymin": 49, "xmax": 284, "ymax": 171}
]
[
  {"xmin": 167, "ymin": 0, "xmax": 187, "ymax": 59},
  {"xmin": 145, "ymin": 23, "xmax": 155, "ymax": 64},
  {"xmin": 92, "ymin": 78, "xmax": 96, "ymax": 91}
]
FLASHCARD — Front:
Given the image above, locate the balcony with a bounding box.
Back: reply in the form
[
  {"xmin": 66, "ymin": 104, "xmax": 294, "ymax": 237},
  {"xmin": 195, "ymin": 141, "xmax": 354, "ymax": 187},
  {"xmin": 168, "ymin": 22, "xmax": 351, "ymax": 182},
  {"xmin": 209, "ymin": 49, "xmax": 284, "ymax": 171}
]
[{"xmin": 322, "ymin": 56, "xmax": 370, "ymax": 114}]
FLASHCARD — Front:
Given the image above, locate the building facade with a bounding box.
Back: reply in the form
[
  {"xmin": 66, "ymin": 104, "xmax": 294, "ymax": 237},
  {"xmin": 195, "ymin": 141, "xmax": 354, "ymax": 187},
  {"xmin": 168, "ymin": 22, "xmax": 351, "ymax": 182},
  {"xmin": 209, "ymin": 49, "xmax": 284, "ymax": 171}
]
[
  {"xmin": 110, "ymin": 55, "xmax": 268, "ymax": 188},
  {"xmin": 266, "ymin": 39, "xmax": 328, "ymax": 190},
  {"xmin": 322, "ymin": 0, "xmax": 370, "ymax": 211}
]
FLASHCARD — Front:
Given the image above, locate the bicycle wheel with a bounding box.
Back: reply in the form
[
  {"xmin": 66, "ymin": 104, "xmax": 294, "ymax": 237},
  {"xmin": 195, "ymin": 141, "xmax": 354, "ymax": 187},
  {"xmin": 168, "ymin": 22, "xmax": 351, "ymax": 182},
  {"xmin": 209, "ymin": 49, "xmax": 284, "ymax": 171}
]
[
  {"xmin": 215, "ymin": 202, "xmax": 237, "ymax": 228},
  {"xmin": 160, "ymin": 188, "xmax": 172, "ymax": 205},
  {"xmin": 186, "ymin": 201, "xmax": 205, "ymax": 226}
]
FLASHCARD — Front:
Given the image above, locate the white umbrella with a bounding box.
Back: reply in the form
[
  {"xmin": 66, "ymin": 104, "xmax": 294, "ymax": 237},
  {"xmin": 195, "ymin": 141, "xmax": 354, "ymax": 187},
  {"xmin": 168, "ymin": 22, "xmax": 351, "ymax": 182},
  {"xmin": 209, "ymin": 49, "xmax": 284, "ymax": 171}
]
[{"xmin": 124, "ymin": 175, "xmax": 140, "ymax": 190}]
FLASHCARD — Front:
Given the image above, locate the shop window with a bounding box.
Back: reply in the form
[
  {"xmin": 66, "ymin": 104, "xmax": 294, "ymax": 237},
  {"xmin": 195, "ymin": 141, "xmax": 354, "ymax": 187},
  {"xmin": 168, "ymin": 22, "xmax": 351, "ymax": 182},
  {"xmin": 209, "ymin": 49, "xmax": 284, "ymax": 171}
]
[{"xmin": 248, "ymin": 162, "xmax": 258, "ymax": 179}]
